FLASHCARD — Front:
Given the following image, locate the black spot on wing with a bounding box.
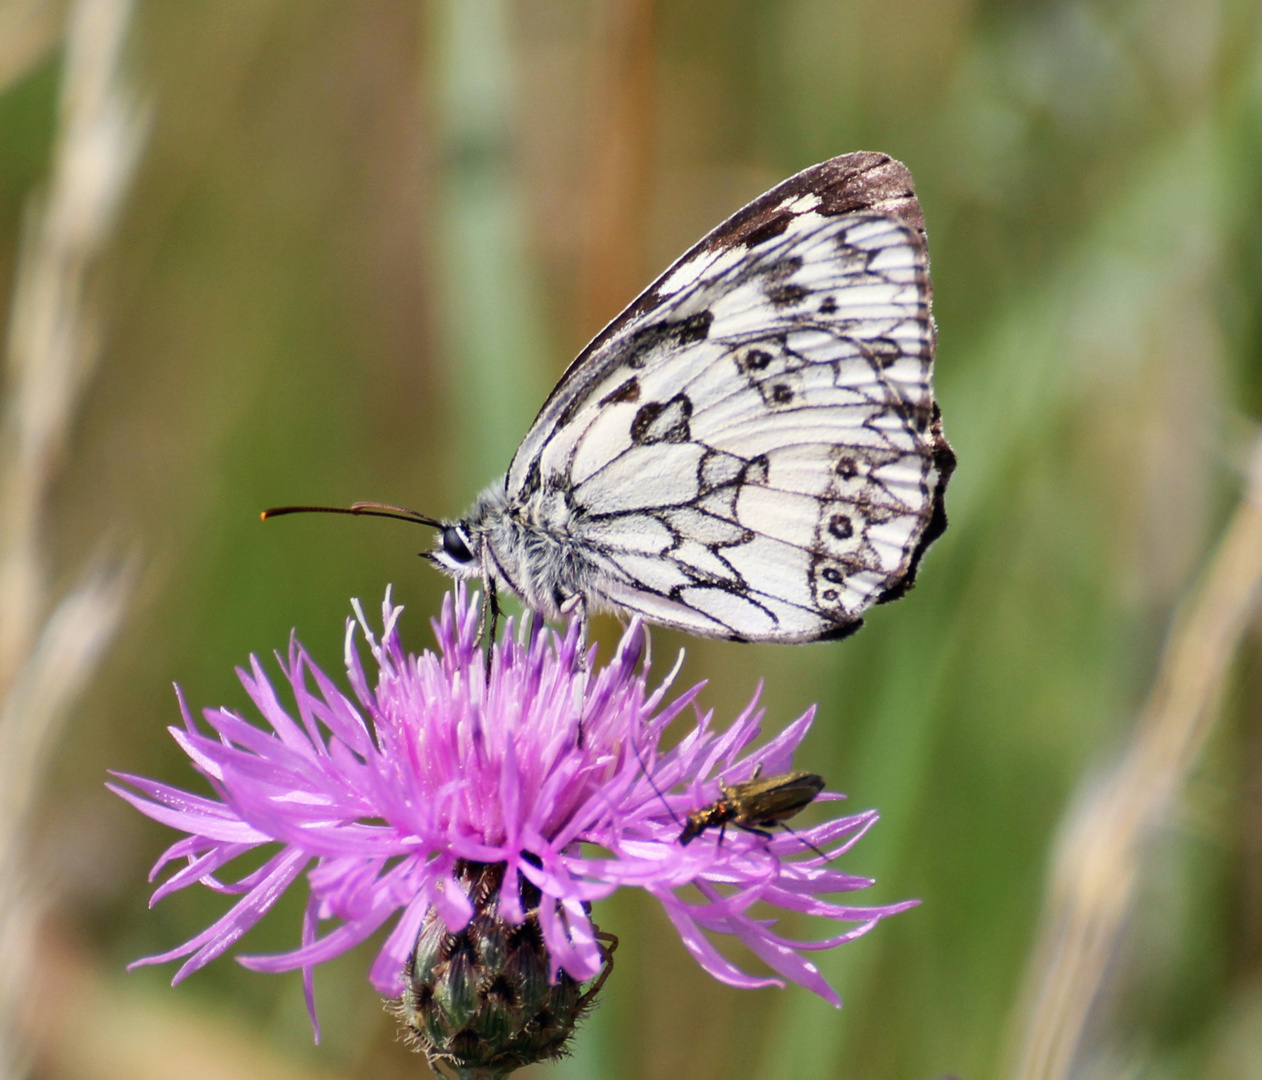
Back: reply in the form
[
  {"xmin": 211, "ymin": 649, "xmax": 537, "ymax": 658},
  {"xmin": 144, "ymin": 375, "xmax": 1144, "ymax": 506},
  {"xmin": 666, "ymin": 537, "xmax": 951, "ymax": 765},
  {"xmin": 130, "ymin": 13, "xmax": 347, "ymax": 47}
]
[
  {"xmin": 625, "ymin": 311, "xmax": 713, "ymax": 366},
  {"xmin": 631, "ymin": 394, "xmax": 693, "ymax": 444},
  {"xmin": 828, "ymin": 514, "xmax": 853, "ymax": 540},
  {"xmin": 864, "ymin": 338, "xmax": 904, "ymax": 369},
  {"xmin": 739, "ymin": 209, "xmax": 796, "ymax": 249},
  {"xmin": 520, "ymin": 458, "xmax": 541, "ymax": 498},
  {"xmin": 736, "ymin": 348, "xmax": 773, "ymax": 374},
  {"xmin": 599, "ymin": 377, "xmax": 641, "ymax": 406},
  {"xmin": 767, "ymin": 283, "xmax": 809, "ymax": 307},
  {"xmin": 674, "ymin": 311, "xmax": 713, "ymax": 344},
  {"xmin": 765, "ymin": 256, "xmax": 804, "ymax": 281},
  {"xmin": 768, "ymin": 382, "xmax": 794, "ymax": 405}
]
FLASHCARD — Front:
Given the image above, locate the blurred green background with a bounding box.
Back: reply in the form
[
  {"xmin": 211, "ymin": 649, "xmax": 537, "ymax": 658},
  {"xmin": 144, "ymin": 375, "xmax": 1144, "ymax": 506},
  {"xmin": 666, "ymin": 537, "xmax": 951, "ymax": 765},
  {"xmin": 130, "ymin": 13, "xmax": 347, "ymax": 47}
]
[{"xmin": 4, "ymin": 0, "xmax": 1262, "ymax": 1077}]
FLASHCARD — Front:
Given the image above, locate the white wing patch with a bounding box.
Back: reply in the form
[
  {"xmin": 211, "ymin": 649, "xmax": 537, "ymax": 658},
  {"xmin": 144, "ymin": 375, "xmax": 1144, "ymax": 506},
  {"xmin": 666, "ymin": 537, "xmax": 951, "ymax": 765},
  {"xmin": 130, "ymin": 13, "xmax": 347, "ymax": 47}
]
[{"xmin": 482, "ymin": 152, "xmax": 954, "ymax": 642}]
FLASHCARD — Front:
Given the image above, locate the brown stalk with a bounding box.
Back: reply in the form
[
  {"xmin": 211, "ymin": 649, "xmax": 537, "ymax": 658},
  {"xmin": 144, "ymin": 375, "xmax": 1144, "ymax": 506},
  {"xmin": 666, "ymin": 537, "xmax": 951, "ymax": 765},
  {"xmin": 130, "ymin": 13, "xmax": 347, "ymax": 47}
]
[{"xmin": 574, "ymin": 0, "xmax": 657, "ymax": 342}]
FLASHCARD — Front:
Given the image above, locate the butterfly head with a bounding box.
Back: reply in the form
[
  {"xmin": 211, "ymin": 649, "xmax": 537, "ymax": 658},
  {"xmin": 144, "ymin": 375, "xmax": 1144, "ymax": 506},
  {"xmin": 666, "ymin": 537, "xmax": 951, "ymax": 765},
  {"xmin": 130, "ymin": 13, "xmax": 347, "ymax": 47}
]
[
  {"xmin": 424, "ymin": 480, "xmax": 520, "ymax": 586},
  {"xmin": 429, "ymin": 523, "xmax": 480, "ymax": 577}
]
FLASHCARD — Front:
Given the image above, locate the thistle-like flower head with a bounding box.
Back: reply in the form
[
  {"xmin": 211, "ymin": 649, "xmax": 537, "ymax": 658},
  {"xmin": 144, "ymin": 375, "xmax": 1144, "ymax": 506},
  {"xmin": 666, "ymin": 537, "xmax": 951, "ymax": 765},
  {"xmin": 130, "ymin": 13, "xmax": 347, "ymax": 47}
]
[{"xmin": 112, "ymin": 587, "xmax": 913, "ymax": 1068}]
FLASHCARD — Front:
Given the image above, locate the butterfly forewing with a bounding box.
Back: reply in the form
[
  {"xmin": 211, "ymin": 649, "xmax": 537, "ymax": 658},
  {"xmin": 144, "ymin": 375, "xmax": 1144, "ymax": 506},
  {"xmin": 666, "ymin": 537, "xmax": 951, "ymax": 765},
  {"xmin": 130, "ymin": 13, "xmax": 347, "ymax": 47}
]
[{"xmin": 503, "ymin": 152, "xmax": 952, "ymax": 642}]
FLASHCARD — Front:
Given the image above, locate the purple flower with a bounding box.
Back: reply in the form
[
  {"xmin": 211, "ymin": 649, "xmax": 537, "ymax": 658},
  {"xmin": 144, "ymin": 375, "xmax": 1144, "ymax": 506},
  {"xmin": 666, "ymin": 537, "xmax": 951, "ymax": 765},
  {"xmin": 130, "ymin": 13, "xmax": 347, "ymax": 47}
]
[{"xmin": 112, "ymin": 587, "xmax": 913, "ymax": 1039}]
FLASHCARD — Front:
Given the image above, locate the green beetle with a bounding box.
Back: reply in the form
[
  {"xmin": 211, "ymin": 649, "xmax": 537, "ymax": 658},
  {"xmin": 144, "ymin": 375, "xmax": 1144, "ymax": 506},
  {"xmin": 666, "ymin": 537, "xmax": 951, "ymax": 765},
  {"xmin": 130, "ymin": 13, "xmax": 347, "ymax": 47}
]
[{"xmin": 678, "ymin": 767, "xmax": 826, "ymax": 846}]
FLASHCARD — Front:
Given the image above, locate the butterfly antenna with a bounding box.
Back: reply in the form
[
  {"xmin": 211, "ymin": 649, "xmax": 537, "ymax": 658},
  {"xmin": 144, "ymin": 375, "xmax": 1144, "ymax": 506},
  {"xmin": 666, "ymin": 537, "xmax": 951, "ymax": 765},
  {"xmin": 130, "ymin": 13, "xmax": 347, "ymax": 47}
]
[{"xmin": 261, "ymin": 502, "xmax": 443, "ymax": 528}]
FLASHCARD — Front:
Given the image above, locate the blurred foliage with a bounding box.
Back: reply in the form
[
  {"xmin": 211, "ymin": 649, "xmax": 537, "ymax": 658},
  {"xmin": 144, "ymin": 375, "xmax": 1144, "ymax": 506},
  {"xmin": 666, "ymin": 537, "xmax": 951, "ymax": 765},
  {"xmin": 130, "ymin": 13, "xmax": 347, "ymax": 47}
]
[{"xmin": 3, "ymin": 0, "xmax": 1261, "ymax": 1078}]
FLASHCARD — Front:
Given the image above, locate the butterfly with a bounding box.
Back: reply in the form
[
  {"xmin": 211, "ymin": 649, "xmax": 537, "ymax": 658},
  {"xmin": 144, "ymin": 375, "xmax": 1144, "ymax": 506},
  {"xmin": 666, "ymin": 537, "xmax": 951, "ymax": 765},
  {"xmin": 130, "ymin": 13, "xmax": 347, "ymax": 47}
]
[{"xmin": 266, "ymin": 151, "xmax": 954, "ymax": 644}]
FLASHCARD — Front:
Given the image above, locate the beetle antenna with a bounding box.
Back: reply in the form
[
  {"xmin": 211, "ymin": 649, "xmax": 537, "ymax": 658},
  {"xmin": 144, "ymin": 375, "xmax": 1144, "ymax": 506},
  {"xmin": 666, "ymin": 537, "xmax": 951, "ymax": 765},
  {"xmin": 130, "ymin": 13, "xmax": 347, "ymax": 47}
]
[
  {"xmin": 630, "ymin": 738, "xmax": 685, "ymax": 832},
  {"xmin": 261, "ymin": 502, "xmax": 443, "ymax": 528},
  {"xmin": 772, "ymin": 821, "xmax": 829, "ymax": 861}
]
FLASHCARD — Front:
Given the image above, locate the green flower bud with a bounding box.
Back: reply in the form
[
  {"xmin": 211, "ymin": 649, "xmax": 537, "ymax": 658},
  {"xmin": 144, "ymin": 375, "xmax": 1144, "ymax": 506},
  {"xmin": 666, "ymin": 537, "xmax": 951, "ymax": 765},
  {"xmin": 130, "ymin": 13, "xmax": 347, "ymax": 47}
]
[{"xmin": 390, "ymin": 861, "xmax": 615, "ymax": 1079}]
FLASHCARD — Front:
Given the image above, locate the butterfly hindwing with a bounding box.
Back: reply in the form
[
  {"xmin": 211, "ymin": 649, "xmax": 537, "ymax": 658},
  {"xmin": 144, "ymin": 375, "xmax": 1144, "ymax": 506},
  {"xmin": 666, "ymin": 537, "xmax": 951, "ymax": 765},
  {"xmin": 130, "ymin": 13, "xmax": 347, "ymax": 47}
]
[{"xmin": 501, "ymin": 152, "xmax": 953, "ymax": 642}]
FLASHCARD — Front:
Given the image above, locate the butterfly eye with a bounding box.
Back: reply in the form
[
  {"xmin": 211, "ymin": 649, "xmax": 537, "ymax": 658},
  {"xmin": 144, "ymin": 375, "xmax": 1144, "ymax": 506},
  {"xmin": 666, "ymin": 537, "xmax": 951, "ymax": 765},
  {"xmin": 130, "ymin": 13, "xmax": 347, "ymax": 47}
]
[{"xmin": 440, "ymin": 527, "xmax": 475, "ymax": 565}]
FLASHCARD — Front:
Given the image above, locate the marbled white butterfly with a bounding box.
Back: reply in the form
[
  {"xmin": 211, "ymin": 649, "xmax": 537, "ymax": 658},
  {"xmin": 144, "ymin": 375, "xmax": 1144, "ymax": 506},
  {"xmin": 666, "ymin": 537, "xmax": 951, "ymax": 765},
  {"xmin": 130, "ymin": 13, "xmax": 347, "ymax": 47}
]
[{"xmin": 267, "ymin": 152, "xmax": 954, "ymax": 643}]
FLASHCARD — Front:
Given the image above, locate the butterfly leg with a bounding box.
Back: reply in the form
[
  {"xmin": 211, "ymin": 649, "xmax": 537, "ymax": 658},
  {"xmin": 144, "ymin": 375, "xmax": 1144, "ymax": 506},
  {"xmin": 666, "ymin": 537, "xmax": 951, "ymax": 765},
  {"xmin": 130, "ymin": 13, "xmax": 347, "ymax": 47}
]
[
  {"xmin": 487, "ymin": 578, "xmax": 501, "ymax": 645},
  {"xmin": 559, "ymin": 593, "xmax": 589, "ymax": 664},
  {"xmin": 475, "ymin": 551, "xmax": 500, "ymax": 680},
  {"xmin": 481, "ymin": 580, "xmax": 501, "ymax": 680},
  {"xmin": 559, "ymin": 595, "xmax": 593, "ymax": 744}
]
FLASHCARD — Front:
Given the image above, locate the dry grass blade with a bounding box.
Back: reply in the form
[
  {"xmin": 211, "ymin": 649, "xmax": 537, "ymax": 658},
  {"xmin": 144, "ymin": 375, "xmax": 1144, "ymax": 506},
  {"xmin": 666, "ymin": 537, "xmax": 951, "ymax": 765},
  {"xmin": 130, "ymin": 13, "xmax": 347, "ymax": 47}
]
[
  {"xmin": 0, "ymin": 563, "xmax": 131, "ymax": 844},
  {"xmin": 0, "ymin": 0, "xmax": 146, "ymax": 692},
  {"xmin": 1007, "ymin": 434, "xmax": 1262, "ymax": 1080},
  {"xmin": 0, "ymin": 0, "xmax": 62, "ymax": 98},
  {"xmin": 0, "ymin": 565, "xmax": 130, "ymax": 1078},
  {"xmin": 0, "ymin": 0, "xmax": 145, "ymax": 1075}
]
